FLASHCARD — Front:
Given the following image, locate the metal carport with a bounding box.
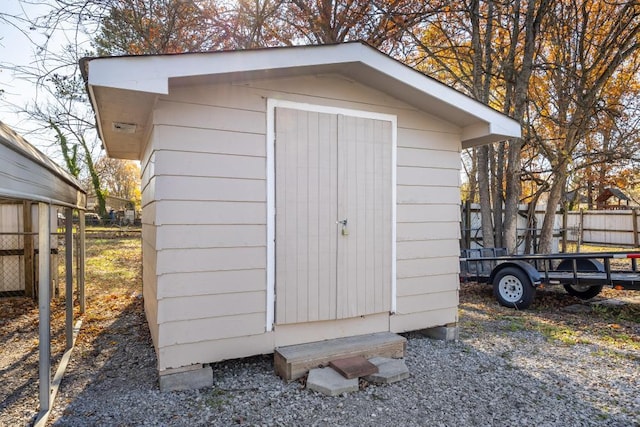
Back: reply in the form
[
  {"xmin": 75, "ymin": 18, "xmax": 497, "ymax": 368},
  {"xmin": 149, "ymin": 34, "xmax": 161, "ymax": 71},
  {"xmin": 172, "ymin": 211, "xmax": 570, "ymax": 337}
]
[{"xmin": 0, "ymin": 121, "xmax": 86, "ymax": 424}]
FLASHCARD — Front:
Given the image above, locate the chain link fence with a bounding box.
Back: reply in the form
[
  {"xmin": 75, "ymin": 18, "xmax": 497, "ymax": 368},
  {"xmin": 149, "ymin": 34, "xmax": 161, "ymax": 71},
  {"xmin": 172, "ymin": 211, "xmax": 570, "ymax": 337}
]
[
  {"xmin": 0, "ymin": 233, "xmax": 27, "ymax": 295},
  {"xmin": 0, "ymin": 228, "xmax": 74, "ymax": 299}
]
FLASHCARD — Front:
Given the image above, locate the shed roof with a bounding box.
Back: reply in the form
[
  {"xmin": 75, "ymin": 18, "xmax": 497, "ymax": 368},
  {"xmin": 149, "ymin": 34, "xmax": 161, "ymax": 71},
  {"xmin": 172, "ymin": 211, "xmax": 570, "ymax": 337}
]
[
  {"xmin": 82, "ymin": 42, "xmax": 521, "ymax": 160},
  {"xmin": 596, "ymin": 187, "xmax": 630, "ymax": 203},
  {"xmin": 0, "ymin": 121, "xmax": 86, "ymax": 209}
]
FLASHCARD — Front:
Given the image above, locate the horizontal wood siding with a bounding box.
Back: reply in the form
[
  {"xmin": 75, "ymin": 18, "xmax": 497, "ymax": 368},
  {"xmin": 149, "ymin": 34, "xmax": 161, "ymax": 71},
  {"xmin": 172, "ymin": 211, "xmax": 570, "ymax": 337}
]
[
  {"xmin": 159, "ymin": 333, "xmax": 275, "ymax": 371},
  {"xmin": 156, "ymin": 247, "xmax": 265, "ymax": 275},
  {"xmin": 158, "ymin": 312, "xmax": 265, "ymax": 347},
  {"xmin": 157, "ymin": 291, "xmax": 266, "ymax": 323},
  {"xmin": 154, "ymin": 200, "xmax": 266, "ymax": 225},
  {"xmin": 150, "ymin": 107, "xmax": 268, "ymax": 352},
  {"xmin": 155, "ymin": 224, "xmax": 264, "ymax": 250},
  {"xmin": 390, "ymin": 307, "xmax": 458, "ymax": 333},
  {"xmin": 142, "ymin": 233, "xmax": 159, "ymax": 348},
  {"xmin": 140, "ymin": 129, "xmax": 160, "ymax": 350},
  {"xmin": 394, "ymin": 122, "xmax": 461, "ymax": 330},
  {"xmin": 157, "ymin": 269, "xmax": 265, "ymax": 298}
]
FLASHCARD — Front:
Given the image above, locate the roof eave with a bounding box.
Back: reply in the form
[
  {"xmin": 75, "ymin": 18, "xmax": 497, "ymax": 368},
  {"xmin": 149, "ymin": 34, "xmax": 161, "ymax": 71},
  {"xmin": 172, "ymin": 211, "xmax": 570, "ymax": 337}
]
[{"xmin": 85, "ymin": 43, "xmax": 522, "ymax": 155}]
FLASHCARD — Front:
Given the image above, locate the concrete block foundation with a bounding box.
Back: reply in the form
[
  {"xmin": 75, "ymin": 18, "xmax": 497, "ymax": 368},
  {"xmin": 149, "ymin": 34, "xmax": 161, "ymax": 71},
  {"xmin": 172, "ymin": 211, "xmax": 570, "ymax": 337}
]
[
  {"xmin": 159, "ymin": 364, "xmax": 213, "ymax": 392},
  {"xmin": 419, "ymin": 323, "xmax": 459, "ymax": 341}
]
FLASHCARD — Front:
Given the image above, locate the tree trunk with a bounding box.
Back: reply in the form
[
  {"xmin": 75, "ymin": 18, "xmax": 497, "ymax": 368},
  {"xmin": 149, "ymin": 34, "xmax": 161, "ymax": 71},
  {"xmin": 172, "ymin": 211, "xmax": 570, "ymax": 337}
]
[
  {"xmin": 538, "ymin": 167, "xmax": 567, "ymax": 253},
  {"xmin": 502, "ymin": 0, "xmax": 550, "ymax": 254},
  {"xmin": 492, "ymin": 142, "xmax": 504, "ymax": 248},
  {"xmin": 478, "ymin": 145, "xmax": 495, "ymax": 248}
]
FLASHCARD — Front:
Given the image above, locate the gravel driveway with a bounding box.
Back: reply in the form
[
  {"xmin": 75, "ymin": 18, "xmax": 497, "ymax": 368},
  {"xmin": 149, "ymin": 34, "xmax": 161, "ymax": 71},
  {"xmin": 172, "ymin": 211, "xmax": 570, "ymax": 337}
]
[{"xmin": 1, "ymin": 283, "xmax": 638, "ymax": 426}]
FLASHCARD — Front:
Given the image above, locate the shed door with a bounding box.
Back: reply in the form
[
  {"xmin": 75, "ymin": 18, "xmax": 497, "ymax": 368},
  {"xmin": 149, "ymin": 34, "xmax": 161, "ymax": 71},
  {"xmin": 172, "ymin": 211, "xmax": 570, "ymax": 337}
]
[{"xmin": 275, "ymin": 107, "xmax": 392, "ymax": 325}]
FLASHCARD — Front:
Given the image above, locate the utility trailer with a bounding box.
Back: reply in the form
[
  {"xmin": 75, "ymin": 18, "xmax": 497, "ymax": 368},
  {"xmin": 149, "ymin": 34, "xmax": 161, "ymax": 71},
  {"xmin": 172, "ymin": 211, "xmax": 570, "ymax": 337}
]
[{"xmin": 460, "ymin": 248, "xmax": 640, "ymax": 309}]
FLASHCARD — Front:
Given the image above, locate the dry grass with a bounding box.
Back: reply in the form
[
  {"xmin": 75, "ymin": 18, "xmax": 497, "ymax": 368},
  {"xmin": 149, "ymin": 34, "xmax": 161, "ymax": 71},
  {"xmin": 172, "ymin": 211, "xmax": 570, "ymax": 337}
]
[
  {"xmin": 0, "ymin": 232, "xmax": 142, "ymax": 426},
  {"xmin": 459, "ymin": 281, "xmax": 640, "ymax": 357}
]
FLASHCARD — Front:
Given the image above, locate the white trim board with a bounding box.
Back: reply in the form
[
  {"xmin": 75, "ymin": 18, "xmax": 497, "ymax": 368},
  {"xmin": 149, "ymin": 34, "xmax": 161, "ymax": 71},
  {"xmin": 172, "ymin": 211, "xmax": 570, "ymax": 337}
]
[{"xmin": 266, "ymin": 98, "xmax": 397, "ymax": 331}]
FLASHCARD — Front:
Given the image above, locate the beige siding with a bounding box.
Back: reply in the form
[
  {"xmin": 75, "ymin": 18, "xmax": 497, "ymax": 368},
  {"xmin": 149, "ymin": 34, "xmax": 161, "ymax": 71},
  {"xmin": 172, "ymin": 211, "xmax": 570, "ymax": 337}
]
[
  {"xmin": 158, "ymin": 312, "xmax": 265, "ymax": 347},
  {"xmin": 146, "ymin": 117, "xmax": 268, "ymax": 365},
  {"xmin": 393, "ymin": 106, "xmax": 462, "ymax": 332},
  {"xmin": 145, "ymin": 73, "xmax": 465, "ymax": 371},
  {"xmin": 157, "ymin": 291, "xmax": 266, "ymax": 323},
  {"xmin": 157, "ymin": 269, "xmax": 265, "ymax": 298},
  {"xmin": 397, "ymin": 256, "xmax": 459, "ymax": 278},
  {"xmin": 154, "ymin": 125, "xmax": 266, "ymax": 157},
  {"xmin": 153, "ymin": 150, "xmax": 265, "ymax": 179},
  {"xmin": 390, "ymin": 307, "xmax": 458, "ymax": 333},
  {"xmin": 159, "ymin": 333, "xmax": 275, "ymax": 371},
  {"xmin": 397, "ymin": 239, "xmax": 459, "ymax": 260},
  {"xmin": 156, "ymin": 247, "xmax": 265, "ymax": 275},
  {"xmin": 397, "ymin": 222, "xmax": 460, "ymax": 241},
  {"xmin": 154, "ymin": 100, "xmax": 265, "ymax": 134},
  {"xmin": 397, "ymin": 205, "xmax": 460, "ymax": 223},
  {"xmin": 154, "ymin": 200, "xmax": 265, "ymax": 225},
  {"xmin": 274, "ymin": 312, "xmax": 390, "ymax": 348},
  {"xmin": 155, "ymin": 224, "xmax": 264, "ymax": 250},
  {"xmin": 397, "ymin": 275, "xmax": 459, "ymax": 296},
  {"xmin": 153, "ymin": 176, "xmax": 265, "ymax": 202},
  {"xmin": 397, "ymin": 128, "xmax": 461, "ymax": 151},
  {"xmin": 397, "ymin": 289, "xmax": 458, "ymax": 314},
  {"xmin": 397, "ymin": 166, "xmax": 460, "ymax": 185},
  {"xmin": 142, "ymin": 235, "xmax": 159, "ymax": 348},
  {"xmin": 397, "ymin": 186, "xmax": 462, "ymax": 205},
  {"xmin": 397, "ymin": 147, "xmax": 461, "ymax": 169},
  {"xmin": 140, "ymin": 128, "xmax": 160, "ymax": 351}
]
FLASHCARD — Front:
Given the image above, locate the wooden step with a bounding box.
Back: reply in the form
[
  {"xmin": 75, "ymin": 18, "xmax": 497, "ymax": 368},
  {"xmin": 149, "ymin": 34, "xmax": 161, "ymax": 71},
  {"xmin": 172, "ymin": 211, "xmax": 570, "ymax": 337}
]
[{"xmin": 274, "ymin": 332, "xmax": 406, "ymax": 381}]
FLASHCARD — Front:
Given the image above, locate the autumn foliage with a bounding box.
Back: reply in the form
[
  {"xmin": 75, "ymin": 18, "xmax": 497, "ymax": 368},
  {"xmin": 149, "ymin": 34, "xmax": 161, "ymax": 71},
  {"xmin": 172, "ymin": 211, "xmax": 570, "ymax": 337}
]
[{"xmin": 38, "ymin": 0, "xmax": 640, "ymax": 253}]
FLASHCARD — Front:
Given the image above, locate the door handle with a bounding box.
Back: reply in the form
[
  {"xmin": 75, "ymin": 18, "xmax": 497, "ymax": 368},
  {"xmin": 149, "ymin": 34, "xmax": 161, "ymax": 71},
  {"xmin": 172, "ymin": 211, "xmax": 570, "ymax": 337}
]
[{"xmin": 336, "ymin": 219, "xmax": 347, "ymax": 226}]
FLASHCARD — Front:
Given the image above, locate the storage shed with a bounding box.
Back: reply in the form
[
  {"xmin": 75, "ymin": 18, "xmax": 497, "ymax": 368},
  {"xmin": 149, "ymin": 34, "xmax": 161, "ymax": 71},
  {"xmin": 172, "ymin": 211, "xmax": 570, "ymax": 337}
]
[{"xmin": 82, "ymin": 42, "xmax": 520, "ymax": 386}]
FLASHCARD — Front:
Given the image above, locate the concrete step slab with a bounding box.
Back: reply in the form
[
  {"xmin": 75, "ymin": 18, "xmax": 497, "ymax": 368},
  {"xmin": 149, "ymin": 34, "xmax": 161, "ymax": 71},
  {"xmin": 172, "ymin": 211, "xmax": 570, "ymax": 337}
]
[
  {"xmin": 307, "ymin": 367, "xmax": 359, "ymax": 396},
  {"xmin": 365, "ymin": 357, "xmax": 410, "ymax": 384}
]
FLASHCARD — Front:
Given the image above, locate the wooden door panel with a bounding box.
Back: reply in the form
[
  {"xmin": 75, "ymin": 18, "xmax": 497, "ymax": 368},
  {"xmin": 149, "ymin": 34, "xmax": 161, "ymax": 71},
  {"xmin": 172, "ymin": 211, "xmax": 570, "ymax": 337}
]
[
  {"xmin": 275, "ymin": 108, "xmax": 338, "ymax": 324},
  {"xmin": 275, "ymin": 108, "xmax": 392, "ymax": 325},
  {"xmin": 336, "ymin": 115, "xmax": 392, "ymax": 319}
]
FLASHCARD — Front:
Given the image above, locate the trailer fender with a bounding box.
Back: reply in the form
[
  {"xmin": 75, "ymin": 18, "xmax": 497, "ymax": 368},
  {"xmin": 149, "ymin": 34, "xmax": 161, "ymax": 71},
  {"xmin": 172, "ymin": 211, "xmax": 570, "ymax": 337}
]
[{"xmin": 489, "ymin": 261, "xmax": 542, "ymax": 288}]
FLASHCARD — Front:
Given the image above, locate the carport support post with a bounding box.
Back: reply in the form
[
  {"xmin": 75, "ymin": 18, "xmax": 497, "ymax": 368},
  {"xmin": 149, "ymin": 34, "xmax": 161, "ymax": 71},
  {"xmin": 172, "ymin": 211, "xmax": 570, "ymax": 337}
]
[
  {"xmin": 38, "ymin": 203, "xmax": 51, "ymax": 411},
  {"xmin": 65, "ymin": 208, "xmax": 73, "ymax": 349},
  {"xmin": 78, "ymin": 210, "xmax": 86, "ymax": 314},
  {"xmin": 23, "ymin": 201, "xmax": 34, "ymax": 298}
]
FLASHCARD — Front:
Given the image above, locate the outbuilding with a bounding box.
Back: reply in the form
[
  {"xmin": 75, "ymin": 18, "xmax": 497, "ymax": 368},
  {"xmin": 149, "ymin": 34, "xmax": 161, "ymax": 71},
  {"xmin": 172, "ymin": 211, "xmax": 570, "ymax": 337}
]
[{"xmin": 83, "ymin": 42, "xmax": 520, "ymax": 387}]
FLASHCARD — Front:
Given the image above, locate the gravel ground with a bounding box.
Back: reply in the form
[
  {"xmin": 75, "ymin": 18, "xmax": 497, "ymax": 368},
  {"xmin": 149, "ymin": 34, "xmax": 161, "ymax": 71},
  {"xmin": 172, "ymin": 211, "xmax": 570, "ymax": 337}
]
[{"xmin": 1, "ymin": 283, "xmax": 639, "ymax": 427}]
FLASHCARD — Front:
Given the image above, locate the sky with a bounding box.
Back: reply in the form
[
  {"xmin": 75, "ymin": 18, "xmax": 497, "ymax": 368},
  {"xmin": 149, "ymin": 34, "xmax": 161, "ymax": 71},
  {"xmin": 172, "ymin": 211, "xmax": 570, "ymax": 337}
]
[
  {"xmin": 0, "ymin": 0, "xmax": 91, "ymax": 156},
  {"xmin": 0, "ymin": 1, "xmax": 47, "ymax": 132}
]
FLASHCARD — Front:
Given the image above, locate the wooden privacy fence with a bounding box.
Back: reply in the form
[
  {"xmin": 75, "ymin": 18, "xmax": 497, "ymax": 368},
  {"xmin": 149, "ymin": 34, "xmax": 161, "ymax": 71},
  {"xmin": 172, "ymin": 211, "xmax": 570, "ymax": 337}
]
[
  {"xmin": 565, "ymin": 209, "xmax": 640, "ymax": 247},
  {"xmin": 461, "ymin": 202, "xmax": 640, "ymax": 252}
]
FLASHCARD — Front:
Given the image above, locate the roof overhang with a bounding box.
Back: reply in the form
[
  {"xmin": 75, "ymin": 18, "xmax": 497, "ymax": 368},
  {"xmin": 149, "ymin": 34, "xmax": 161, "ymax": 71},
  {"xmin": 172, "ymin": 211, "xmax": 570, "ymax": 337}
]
[
  {"xmin": 0, "ymin": 122, "xmax": 86, "ymax": 209},
  {"xmin": 82, "ymin": 42, "xmax": 521, "ymax": 160}
]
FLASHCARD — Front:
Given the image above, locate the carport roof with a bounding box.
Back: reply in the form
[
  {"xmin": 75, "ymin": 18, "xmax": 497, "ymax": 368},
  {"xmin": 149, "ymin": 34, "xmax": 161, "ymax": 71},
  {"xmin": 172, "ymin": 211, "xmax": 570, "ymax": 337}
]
[
  {"xmin": 0, "ymin": 121, "xmax": 86, "ymax": 209},
  {"xmin": 81, "ymin": 42, "xmax": 521, "ymax": 160}
]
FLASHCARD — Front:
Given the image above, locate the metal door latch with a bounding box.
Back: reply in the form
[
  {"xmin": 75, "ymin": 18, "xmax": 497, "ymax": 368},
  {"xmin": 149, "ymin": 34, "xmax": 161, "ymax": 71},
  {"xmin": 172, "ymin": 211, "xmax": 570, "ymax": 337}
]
[{"xmin": 337, "ymin": 218, "xmax": 349, "ymax": 236}]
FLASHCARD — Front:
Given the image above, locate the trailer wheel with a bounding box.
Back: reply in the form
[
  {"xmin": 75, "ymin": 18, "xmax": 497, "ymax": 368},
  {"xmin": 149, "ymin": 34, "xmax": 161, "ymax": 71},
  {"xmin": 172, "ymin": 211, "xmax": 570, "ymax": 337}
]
[
  {"xmin": 556, "ymin": 259, "xmax": 604, "ymax": 300},
  {"xmin": 563, "ymin": 284, "xmax": 603, "ymax": 300},
  {"xmin": 493, "ymin": 267, "xmax": 535, "ymax": 309}
]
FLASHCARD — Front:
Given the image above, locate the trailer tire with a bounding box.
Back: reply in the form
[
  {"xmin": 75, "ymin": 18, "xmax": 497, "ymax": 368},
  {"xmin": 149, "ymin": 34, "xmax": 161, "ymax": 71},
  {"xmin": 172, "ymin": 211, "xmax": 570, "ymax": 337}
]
[
  {"xmin": 556, "ymin": 259, "xmax": 604, "ymax": 300},
  {"xmin": 493, "ymin": 267, "xmax": 536, "ymax": 309},
  {"xmin": 563, "ymin": 284, "xmax": 603, "ymax": 300}
]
